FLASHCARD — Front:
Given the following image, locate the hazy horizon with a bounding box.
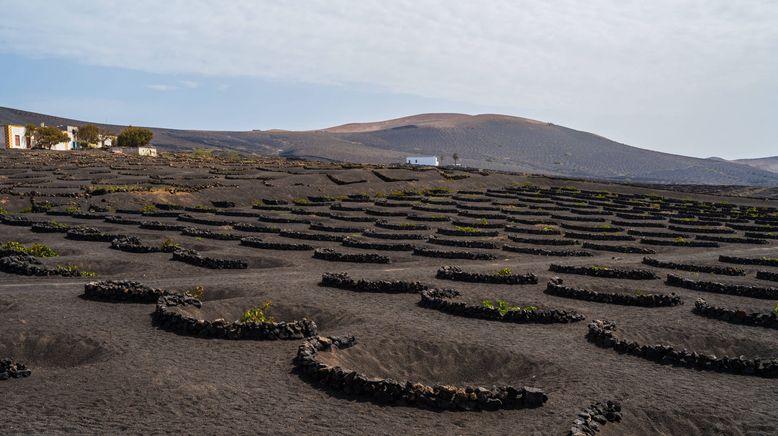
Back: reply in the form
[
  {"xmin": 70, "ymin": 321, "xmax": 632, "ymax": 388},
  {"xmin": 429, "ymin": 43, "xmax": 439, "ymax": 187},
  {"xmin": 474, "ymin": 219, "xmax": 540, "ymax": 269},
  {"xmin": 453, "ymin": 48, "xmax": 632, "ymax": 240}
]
[{"xmin": 0, "ymin": 1, "xmax": 776, "ymax": 160}]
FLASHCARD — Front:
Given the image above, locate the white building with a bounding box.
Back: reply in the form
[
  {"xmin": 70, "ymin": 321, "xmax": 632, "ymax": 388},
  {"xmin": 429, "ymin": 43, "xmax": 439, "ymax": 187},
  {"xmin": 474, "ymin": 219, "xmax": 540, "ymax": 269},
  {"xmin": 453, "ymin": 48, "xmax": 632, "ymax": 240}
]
[
  {"xmin": 111, "ymin": 145, "xmax": 158, "ymax": 157},
  {"xmin": 405, "ymin": 156, "xmax": 439, "ymax": 166},
  {"xmin": 50, "ymin": 125, "xmax": 79, "ymax": 151},
  {"xmin": 2, "ymin": 124, "xmax": 79, "ymax": 150},
  {"xmin": 3, "ymin": 125, "xmax": 29, "ymax": 149}
]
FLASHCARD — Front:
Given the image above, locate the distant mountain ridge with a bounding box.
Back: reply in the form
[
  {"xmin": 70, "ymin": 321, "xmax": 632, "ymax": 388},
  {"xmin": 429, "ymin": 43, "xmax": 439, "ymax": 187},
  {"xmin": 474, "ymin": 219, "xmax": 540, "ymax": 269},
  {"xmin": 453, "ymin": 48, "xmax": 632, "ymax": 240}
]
[{"xmin": 1, "ymin": 106, "xmax": 777, "ymax": 186}]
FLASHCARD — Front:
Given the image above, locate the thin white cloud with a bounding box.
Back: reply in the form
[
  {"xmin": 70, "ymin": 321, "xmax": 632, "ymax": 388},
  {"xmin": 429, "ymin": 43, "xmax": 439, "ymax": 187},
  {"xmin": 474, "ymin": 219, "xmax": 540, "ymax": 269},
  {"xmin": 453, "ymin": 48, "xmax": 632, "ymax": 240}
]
[
  {"xmin": 146, "ymin": 84, "xmax": 178, "ymax": 92},
  {"xmin": 180, "ymin": 80, "xmax": 200, "ymax": 89},
  {"xmin": 0, "ymin": 0, "xmax": 776, "ymax": 156}
]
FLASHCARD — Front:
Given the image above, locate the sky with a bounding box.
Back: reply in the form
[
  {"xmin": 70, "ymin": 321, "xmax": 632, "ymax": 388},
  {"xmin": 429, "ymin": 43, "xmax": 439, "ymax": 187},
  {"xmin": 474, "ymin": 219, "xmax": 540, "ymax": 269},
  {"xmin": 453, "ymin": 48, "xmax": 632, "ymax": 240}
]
[{"xmin": 0, "ymin": 1, "xmax": 776, "ymax": 159}]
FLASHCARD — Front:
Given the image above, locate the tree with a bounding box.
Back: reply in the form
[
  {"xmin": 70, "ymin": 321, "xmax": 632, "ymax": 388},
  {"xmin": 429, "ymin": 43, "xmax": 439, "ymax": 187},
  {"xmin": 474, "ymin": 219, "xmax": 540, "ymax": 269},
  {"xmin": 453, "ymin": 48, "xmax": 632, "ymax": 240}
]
[
  {"xmin": 24, "ymin": 124, "xmax": 37, "ymax": 148},
  {"xmin": 117, "ymin": 126, "xmax": 153, "ymax": 148},
  {"xmin": 78, "ymin": 124, "xmax": 100, "ymax": 146},
  {"xmin": 35, "ymin": 126, "xmax": 70, "ymax": 149},
  {"xmin": 453, "ymin": 153, "xmax": 460, "ymax": 165}
]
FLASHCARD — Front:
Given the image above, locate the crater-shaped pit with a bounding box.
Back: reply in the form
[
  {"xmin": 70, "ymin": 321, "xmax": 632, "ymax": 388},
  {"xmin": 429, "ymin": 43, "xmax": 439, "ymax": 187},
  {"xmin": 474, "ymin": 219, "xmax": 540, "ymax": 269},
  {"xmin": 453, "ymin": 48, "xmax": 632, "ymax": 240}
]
[
  {"xmin": 0, "ymin": 330, "xmax": 110, "ymax": 368},
  {"xmin": 315, "ymin": 337, "xmax": 555, "ymax": 387}
]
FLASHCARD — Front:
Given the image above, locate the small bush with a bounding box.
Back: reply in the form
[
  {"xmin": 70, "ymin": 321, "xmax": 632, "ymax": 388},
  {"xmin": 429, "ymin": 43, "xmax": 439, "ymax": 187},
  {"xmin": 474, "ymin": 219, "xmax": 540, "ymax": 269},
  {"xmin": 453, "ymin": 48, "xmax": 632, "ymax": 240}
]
[
  {"xmin": 292, "ymin": 197, "xmax": 311, "ymax": 205},
  {"xmin": 183, "ymin": 286, "xmax": 205, "ymax": 299},
  {"xmin": 455, "ymin": 226, "xmax": 480, "ymax": 233},
  {"xmin": 142, "ymin": 204, "xmax": 158, "ymax": 213},
  {"xmin": 55, "ymin": 264, "xmax": 96, "ymax": 277},
  {"xmin": 495, "ymin": 267, "xmax": 512, "ymax": 277},
  {"xmin": 160, "ymin": 238, "xmax": 180, "ymax": 251},
  {"xmin": 591, "ymin": 265, "xmax": 610, "ymax": 271},
  {"xmin": 240, "ymin": 300, "xmax": 273, "ymax": 323},
  {"xmin": 482, "ymin": 299, "xmax": 537, "ymax": 315},
  {"xmin": 1, "ymin": 241, "xmax": 58, "ymax": 257},
  {"xmin": 18, "ymin": 207, "xmax": 32, "ymax": 214},
  {"xmin": 479, "ymin": 218, "xmax": 489, "ymax": 225},
  {"xmin": 64, "ymin": 206, "xmax": 80, "ymax": 214}
]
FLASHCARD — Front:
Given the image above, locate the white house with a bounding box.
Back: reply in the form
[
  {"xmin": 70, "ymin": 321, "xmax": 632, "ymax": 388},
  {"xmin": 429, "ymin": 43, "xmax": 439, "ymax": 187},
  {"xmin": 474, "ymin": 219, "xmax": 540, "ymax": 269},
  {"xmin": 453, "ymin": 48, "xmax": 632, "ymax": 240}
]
[
  {"xmin": 50, "ymin": 125, "xmax": 79, "ymax": 151},
  {"xmin": 2, "ymin": 124, "xmax": 79, "ymax": 150},
  {"xmin": 405, "ymin": 156, "xmax": 439, "ymax": 166},
  {"xmin": 3, "ymin": 125, "xmax": 29, "ymax": 149},
  {"xmin": 111, "ymin": 145, "xmax": 158, "ymax": 157}
]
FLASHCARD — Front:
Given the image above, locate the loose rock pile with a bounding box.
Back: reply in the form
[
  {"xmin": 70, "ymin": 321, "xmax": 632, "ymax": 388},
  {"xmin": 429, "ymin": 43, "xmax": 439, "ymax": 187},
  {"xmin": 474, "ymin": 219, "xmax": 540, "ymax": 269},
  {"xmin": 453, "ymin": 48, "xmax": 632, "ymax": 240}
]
[
  {"xmin": 0, "ymin": 358, "xmax": 31, "ymax": 380},
  {"xmin": 293, "ymin": 336, "xmax": 548, "ymax": 411},
  {"xmin": 569, "ymin": 400, "xmax": 622, "ymax": 436},
  {"xmin": 586, "ymin": 320, "xmax": 778, "ymax": 378},
  {"xmin": 153, "ymin": 295, "xmax": 318, "ymax": 339}
]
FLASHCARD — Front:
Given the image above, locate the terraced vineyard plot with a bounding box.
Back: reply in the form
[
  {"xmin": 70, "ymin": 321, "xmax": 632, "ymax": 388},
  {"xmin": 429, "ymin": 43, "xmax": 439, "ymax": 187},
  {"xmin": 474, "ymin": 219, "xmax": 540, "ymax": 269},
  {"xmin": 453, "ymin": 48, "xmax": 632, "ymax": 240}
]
[{"xmin": 1, "ymin": 150, "xmax": 777, "ymax": 434}]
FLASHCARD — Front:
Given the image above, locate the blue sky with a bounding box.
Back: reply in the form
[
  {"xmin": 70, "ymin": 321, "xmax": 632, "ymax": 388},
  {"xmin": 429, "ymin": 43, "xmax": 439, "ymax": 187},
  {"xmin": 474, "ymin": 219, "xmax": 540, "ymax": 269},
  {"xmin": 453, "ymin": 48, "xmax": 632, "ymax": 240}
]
[{"xmin": 0, "ymin": 1, "xmax": 776, "ymax": 159}]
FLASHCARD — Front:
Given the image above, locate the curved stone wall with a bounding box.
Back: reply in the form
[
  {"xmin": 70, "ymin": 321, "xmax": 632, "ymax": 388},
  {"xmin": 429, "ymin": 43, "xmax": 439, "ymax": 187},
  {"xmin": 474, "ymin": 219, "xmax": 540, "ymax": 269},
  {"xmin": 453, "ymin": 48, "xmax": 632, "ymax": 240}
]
[
  {"xmin": 320, "ymin": 272, "xmax": 428, "ymax": 293},
  {"xmin": 293, "ymin": 336, "xmax": 548, "ymax": 411},
  {"xmin": 545, "ymin": 279, "xmax": 681, "ymax": 307},
  {"xmin": 693, "ymin": 298, "xmax": 777, "ymax": 329},
  {"xmin": 153, "ymin": 295, "xmax": 318, "ymax": 340},
  {"xmin": 665, "ymin": 274, "xmax": 778, "ymax": 300},
  {"xmin": 171, "ymin": 248, "xmax": 248, "ymax": 269},
  {"xmin": 586, "ymin": 320, "xmax": 778, "ymax": 378},
  {"xmin": 419, "ymin": 289, "xmax": 585, "ymax": 324},
  {"xmin": 83, "ymin": 280, "xmax": 169, "ymax": 303},
  {"xmin": 436, "ymin": 266, "xmax": 537, "ymax": 285},
  {"xmin": 313, "ymin": 248, "xmax": 391, "ymax": 264}
]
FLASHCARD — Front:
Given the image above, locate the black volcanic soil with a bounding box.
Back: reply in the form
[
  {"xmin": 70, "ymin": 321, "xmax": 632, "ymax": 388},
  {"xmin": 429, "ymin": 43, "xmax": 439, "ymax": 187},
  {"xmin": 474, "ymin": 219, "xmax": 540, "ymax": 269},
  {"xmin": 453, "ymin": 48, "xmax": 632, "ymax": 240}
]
[{"xmin": 0, "ymin": 150, "xmax": 776, "ymax": 435}]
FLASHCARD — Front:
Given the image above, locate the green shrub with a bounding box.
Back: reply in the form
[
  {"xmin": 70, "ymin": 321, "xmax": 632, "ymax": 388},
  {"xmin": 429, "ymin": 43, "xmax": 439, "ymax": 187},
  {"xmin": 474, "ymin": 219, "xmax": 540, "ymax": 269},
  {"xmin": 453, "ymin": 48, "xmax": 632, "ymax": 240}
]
[
  {"xmin": 591, "ymin": 265, "xmax": 610, "ymax": 271},
  {"xmin": 240, "ymin": 300, "xmax": 273, "ymax": 323},
  {"xmin": 541, "ymin": 225, "xmax": 556, "ymax": 232},
  {"xmin": 455, "ymin": 226, "xmax": 480, "ymax": 233},
  {"xmin": 495, "ymin": 267, "xmax": 512, "ymax": 277},
  {"xmin": 55, "ymin": 264, "xmax": 95, "ymax": 277},
  {"xmin": 191, "ymin": 148, "xmax": 214, "ymax": 159},
  {"xmin": 292, "ymin": 197, "xmax": 311, "ymax": 205},
  {"xmin": 479, "ymin": 218, "xmax": 489, "ymax": 225},
  {"xmin": 482, "ymin": 299, "xmax": 537, "ymax": 315},
  {"xmin": 18, "ymin": 207, "xmax": 32, "ymax": 214},
  {"xmin": 142, "ymin": 204, "xmax": 158, "ymax": 213},
  {"xmin": 64, "ymin": 205, "xmax": 80, "ymax": 214},
  {"xmin": 761, "ymin": 257, "xmax": 778, "ymax": 262},
  {"xmin": 183, "ymin": 286, "xmax": 205, "ymax": 299},
  {"xmin": 160, "ymin": 238, "xmax": 180, "ymax": 251},
  {"xmin": 1, "ymin": 241, "xmax": 58, "ymax": 257}
]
